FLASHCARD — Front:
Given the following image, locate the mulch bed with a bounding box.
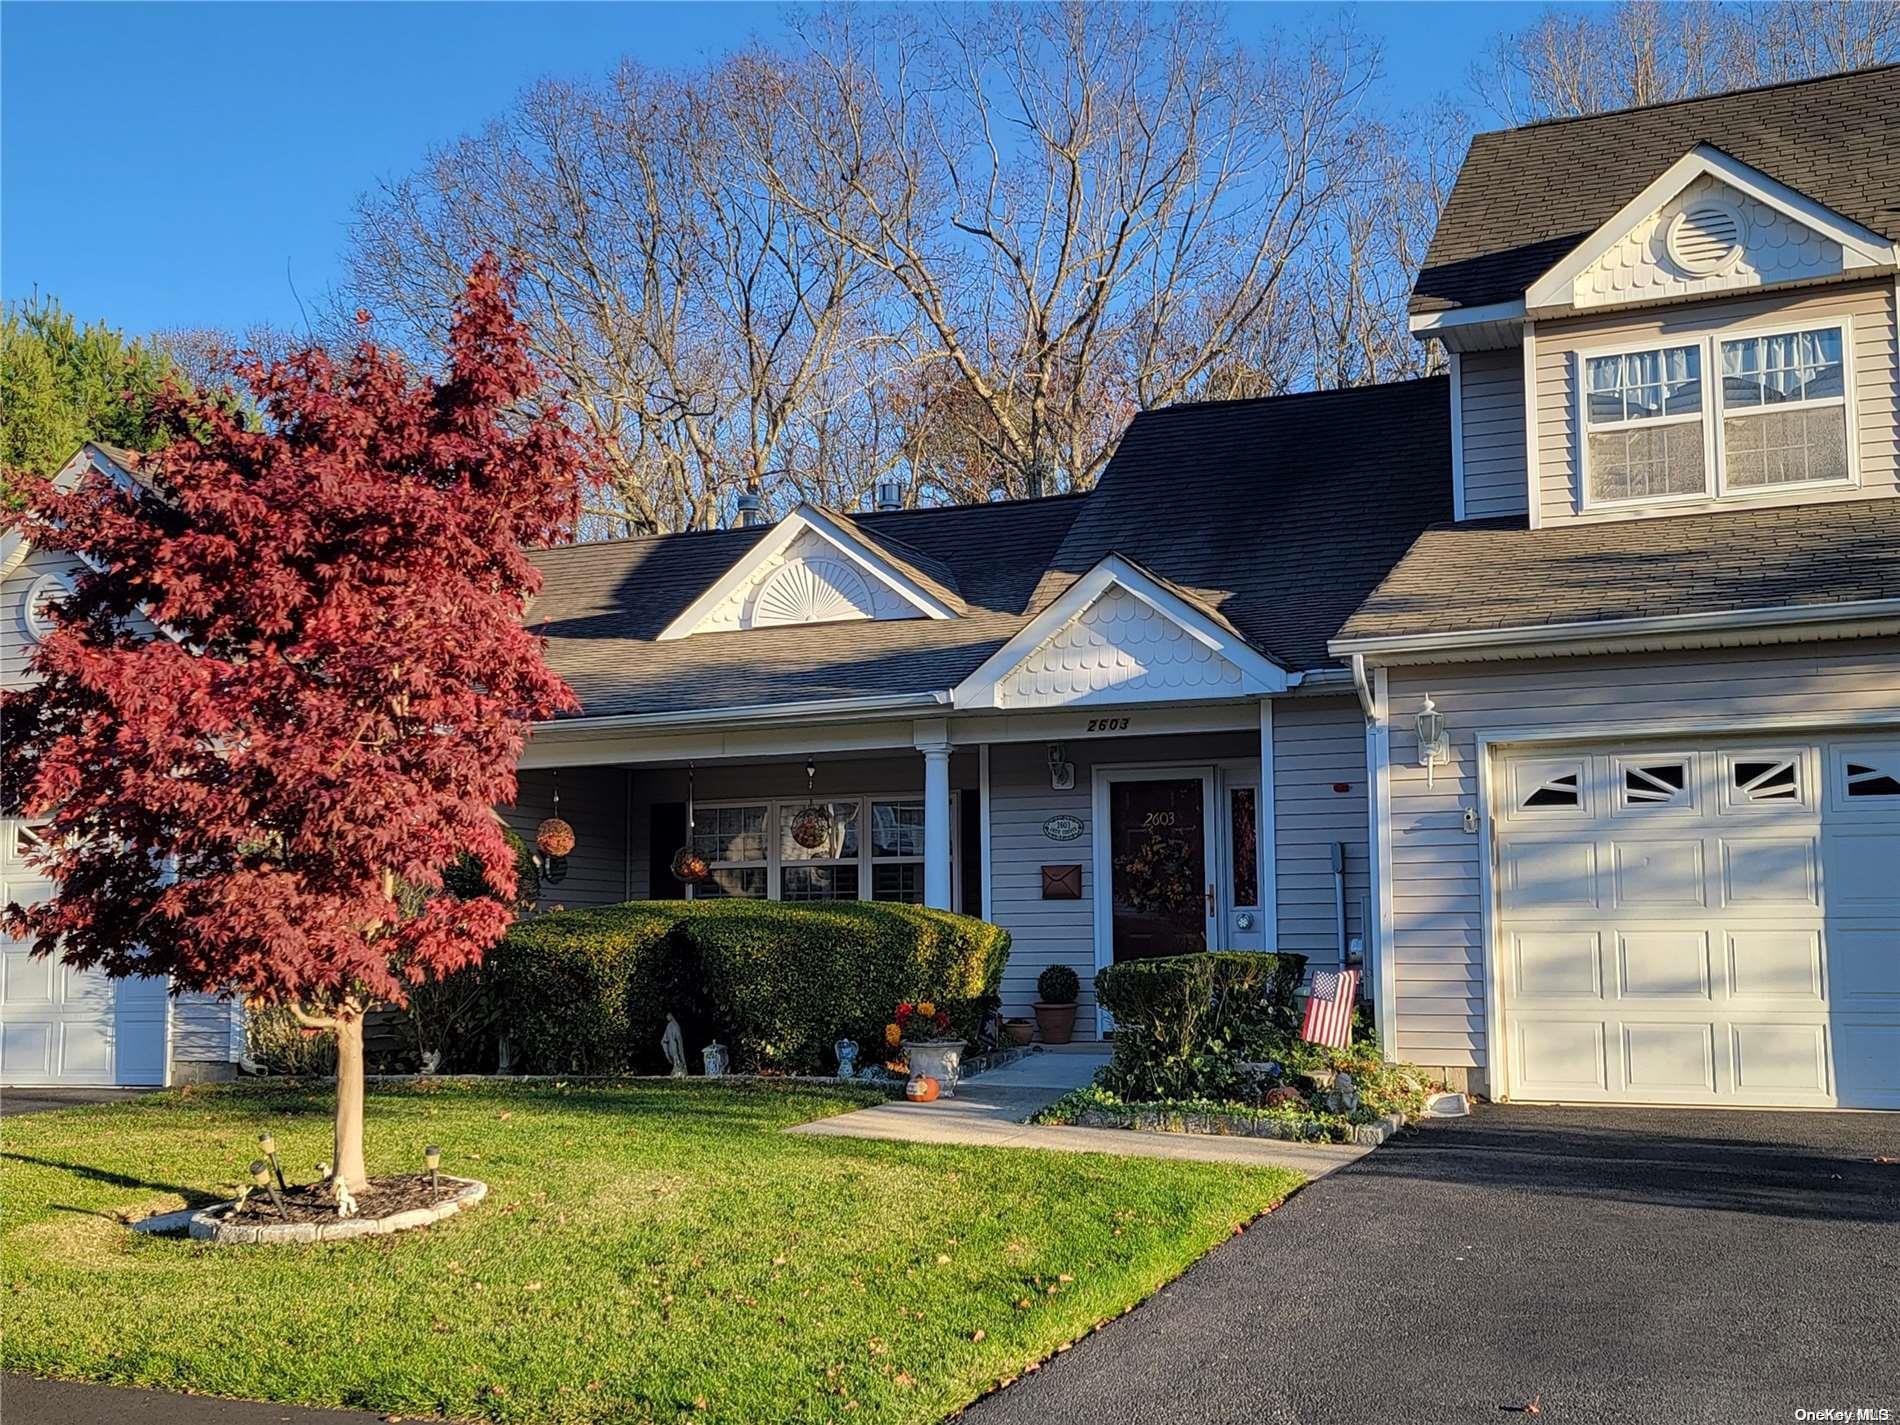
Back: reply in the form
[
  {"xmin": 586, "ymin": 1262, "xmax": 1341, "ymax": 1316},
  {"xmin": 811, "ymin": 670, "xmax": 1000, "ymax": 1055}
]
[{"xmin": 232, "ymin": 1171, "xmax": 457, "ymax": 1224}]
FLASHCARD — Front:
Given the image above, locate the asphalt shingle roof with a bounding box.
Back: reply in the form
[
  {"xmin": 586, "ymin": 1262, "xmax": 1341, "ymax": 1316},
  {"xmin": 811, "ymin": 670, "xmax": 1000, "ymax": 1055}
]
[
  {"xmin": 1333, "ymin": 498, "xmax": 1900, "ymax": 646},
  {"xmin": 1413, "ymin": 65, "xmax": 1900, "ymax": 315},
  {"xmin": 1031, "ymin": 377, "xmax": 1454, "ymax": 669},
  {"xmin": 525, "ymin": 377, "xmax": 1456, "ymax": 718},
  {"xmin": 526, "ymin": 495, "xmax": 1083, "ymax": 719}
]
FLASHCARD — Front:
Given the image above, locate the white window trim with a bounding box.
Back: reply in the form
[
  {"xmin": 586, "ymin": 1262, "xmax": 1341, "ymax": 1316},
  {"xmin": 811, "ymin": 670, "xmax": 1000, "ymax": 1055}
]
[
  {"xmin": 686, "ymin": 791, "xmax": 958, "ymax": 909},
  {"xmin": 1575, "ymin": 333, "xmax": 1716, "ymax": 511},
  {"xmin": 1710, "ymin": 314, "xmax": 1858, "ymax": 500},
  {"xmin": 1573, "ymin": 313, "xmax": 1858, "ymax": 514}
]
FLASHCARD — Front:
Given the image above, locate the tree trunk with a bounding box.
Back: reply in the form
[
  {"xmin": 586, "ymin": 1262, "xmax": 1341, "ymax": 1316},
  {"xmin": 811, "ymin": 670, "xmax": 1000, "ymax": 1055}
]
[{"xmin": 333, "ymin": 1010, "xmax": 369, "ymax": 1192}]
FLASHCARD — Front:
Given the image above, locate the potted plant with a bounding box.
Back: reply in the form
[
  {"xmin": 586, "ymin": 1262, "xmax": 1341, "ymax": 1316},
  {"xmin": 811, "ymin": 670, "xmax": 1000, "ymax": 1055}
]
[
  {"xmin": 1003, "ymin": 1017, "xmax": 1034, "ymax": 1047},
  {"xmin": 888, "ymin": 1000, "xmax": 965, "ymax": 1097},
  {"xmin": 1033, "ymin": 965, "xmax": 1080, "ymax": 1045}
]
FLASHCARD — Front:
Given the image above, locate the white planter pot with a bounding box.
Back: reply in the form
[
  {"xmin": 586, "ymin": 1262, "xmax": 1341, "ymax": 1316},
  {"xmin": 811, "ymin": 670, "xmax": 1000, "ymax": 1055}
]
[{"xmin": 905, "ymin": 1040, "xmax": 964, "ymax": 1097}]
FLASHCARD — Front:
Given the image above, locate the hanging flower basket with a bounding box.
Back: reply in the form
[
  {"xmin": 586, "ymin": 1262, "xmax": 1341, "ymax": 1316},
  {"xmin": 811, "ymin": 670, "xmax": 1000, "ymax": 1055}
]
[
  {"xmin": 670, "ymin": 846, "xmax": 710, "ymax": 884},
  {"xmin": 535, "ymin": 817, "xmax": 576, "ymax": 858},
  {"xmin": 787, "ymin": 804, "xmax": 831, "ymax": 851}
]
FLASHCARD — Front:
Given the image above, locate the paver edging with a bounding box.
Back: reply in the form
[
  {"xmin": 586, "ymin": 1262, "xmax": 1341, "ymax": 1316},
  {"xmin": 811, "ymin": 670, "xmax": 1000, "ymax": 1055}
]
[{"xmin": 172, "ymin": 1175, "xmax": 487, "ymax": 1244}]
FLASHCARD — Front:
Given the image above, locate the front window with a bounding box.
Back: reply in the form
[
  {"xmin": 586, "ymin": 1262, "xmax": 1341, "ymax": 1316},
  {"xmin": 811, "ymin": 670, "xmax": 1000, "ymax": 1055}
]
[
  {"xmin": 692, "ymin": 804, "xmax": 768, "ymax": 898},
  {"xmin": 1719, "ymin": 328, "xmax": 1849, "ymax": 489},
  {"xmin": 687, "ymin": 794, "xmax": 947, "ymax": 905},
  {"xmin": 1579, "ymin": 321, "xmax": 1854, "ymax": 507},
  {"xmin": 1583, "ymin": 344, "xmax": 1706, "ymax": 502},
  {"xmin": 779, "ymin": 800, "xmax": 860, "ymax": 901}
]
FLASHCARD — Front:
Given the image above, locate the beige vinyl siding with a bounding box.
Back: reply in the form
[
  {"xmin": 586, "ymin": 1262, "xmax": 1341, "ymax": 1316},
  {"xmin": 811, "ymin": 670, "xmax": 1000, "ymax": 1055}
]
[
  {"xmin": 1457, "ymin": 348, "xmax": 1529, "ymax": 519},
  {"xmin": 506, "ymin": 767, "xmax": 631, "ymax": 911},
  {"xmin": 989, "ymin": 743, "xmax": 1097, "ymax": 1026},
  {"xmin": 1535, "ymin": 277, "xmax": 1898, "ymax": 524},
  {"xmin": 985, "ymin": 732, "xmax": 1258, "ymax": 1033},
  {"xmin": 1272, "ymin": 696, "xmax": 1370, "ymax": 965},
  {"xmin": 172, "ymin": 992, "xmax": 242, "ymax": 1063},
  {"xmin": 1383, "ymin": 638, "xmax": 1900, "ymax": 1081}
]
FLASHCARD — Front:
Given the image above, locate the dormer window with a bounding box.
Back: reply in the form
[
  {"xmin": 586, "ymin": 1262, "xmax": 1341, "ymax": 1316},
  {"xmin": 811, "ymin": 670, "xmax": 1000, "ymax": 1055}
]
[
  {"xmin": 1719, "ymin": 327, "xmax": 1848, "ymax": 490},
  {"xmin": 1583, "ymin": 344, "xmax": 1706, "ymax": 502},
  {"xmin": 1579, "ymin": 318, "xmax": 1855, "ymax": 509}
]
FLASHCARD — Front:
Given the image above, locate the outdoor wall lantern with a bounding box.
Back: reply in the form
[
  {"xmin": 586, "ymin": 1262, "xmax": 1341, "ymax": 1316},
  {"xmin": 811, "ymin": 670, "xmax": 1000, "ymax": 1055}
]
[{"xmin": 1416, "ymin": 695, "xmax": 1451, "ymax": 787}]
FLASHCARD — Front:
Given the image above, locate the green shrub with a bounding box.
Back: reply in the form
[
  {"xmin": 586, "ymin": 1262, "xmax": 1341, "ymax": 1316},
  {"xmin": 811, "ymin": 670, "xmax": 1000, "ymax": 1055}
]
[
  {"xmin": 1094, "ymin": 951, "xmax": 1306, "ymax": 1102},
  {"xmin": 485, "ymin": 903, "xmax": 679, "ymax": 1073},
  {"xmin": 441, "ymin": 824, "xmax": 540, "ymax": 913},
  {"xmin": 243, "ymin": 1003, "xmax": 338, "ymax": 1076},
  {"xmin": 1036, "ymin": 964, "xmax": 1080, "ymax": 1004},
  {"xmin": 490, "ymin": 900, "xmax": 1010, "ymax": 1075}
]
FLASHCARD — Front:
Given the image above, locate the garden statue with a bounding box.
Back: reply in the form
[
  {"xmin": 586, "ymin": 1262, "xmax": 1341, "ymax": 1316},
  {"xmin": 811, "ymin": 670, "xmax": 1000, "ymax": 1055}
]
[
  {"xmin": 419, "ymin": 1050, "xmax": 442, "ymax": 1075},
  {"xmin": 661, "ymin": 1014, "xmax": 688, "ymax": 1077},
  {"xmin": 833, "ymin": 1038, "xmax": 859, "ymax": 1079},
  {"xmin": 702, "ymin": 1041, "xmax": 729, "ymax": 1078},
  {"xmin": 333, "ymin": 1177, "xmax": 359, "ymax": 1219}
]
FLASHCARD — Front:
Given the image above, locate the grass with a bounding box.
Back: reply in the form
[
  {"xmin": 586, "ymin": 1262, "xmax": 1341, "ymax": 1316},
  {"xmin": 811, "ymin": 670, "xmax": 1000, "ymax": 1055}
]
[{"xmin": 0, "ymin": 1079, "xmax": 1302, "ymax": 1424}]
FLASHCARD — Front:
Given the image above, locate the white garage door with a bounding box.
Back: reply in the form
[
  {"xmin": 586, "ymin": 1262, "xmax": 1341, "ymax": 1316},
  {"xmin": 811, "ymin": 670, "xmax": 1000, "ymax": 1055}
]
[
  {"xmin": 1495, "ymin": 738, "xmax": 1900, "ymax": 1108},
  {"xmin": 1, "ymin": 819, "xmax": 167, "ymax": 1086}
]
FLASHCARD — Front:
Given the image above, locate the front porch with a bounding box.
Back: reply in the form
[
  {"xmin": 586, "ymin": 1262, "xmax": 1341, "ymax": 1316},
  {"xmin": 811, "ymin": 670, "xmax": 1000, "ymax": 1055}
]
[{"xmin": 506, "ymin": 695, "xmax": 1374, "ymax": 1032}]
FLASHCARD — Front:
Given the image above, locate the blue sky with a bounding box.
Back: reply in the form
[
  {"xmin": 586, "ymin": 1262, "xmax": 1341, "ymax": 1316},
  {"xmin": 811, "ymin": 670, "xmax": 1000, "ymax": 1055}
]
[{"xmin": 2, "ymin": 2, "xmax": 1547, "ymax": 339}]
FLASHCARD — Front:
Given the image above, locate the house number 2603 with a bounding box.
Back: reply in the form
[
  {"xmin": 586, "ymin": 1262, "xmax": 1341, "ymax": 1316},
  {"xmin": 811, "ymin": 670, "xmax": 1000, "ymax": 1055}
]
[{"xmin": 1085, "ymin": 717, "xmax": 1131, "ymax": 733}]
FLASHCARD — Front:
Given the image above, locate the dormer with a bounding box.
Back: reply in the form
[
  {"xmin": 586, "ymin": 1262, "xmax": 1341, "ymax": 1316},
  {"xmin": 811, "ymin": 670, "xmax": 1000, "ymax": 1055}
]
[
  {"xmin": 657, "ymin": 503, "xmax": 963, "ymax": 640},
  {"xmin": 1411, "ymin": 69, "xmax": 1900, "ymax": 530}
]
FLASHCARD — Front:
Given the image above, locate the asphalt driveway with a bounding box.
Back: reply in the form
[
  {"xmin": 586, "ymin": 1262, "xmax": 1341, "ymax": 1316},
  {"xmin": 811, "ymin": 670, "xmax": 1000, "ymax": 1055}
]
[
  {"xmin": 964, "ymin": 1105, "xmax": 1900, "ymax": 1425},
  {"xmin": 1, "ymin": 1086, "xmax": 158, "ymax": 1117}
]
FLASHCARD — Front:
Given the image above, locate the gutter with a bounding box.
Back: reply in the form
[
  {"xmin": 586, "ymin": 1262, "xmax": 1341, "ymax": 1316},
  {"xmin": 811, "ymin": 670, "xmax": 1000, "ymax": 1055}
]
[
  {"xmin": 1329, "ymin": 598, "xmax": 1900, "ymax": 663},
  {"xmin": 530, "ymin": 689, "xmax": 951, "ymax": 737}
]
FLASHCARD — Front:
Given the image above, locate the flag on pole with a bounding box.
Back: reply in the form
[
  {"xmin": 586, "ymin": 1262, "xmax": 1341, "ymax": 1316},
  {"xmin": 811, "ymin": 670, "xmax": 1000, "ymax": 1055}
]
[{"xmin": 1300, "ymin": 968, "xmax": 1359, "ymax": 1048}]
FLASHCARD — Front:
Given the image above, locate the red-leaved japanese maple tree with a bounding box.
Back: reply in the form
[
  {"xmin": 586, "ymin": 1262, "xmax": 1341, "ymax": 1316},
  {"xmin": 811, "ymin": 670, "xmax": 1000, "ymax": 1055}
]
[{"xmin": 1, "ymin": 258, "xmax": 584, "ymax": 1190}]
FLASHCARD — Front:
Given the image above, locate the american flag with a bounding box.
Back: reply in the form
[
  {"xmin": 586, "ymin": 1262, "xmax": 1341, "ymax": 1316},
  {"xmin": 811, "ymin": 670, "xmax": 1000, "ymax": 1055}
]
[{"xmin": 1300, "ymin": 968, "xmax": 1359, "ymax": 1048}]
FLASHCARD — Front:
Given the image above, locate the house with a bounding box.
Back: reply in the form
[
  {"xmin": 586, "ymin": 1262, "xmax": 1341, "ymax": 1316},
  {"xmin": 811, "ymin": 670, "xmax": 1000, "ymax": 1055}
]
[
  {"xmin": 1, "ymin": 445, "xmax": 246, "ymax": 1085},
  {"xmin": 4, "ymin": 67, "xmax": 1897, "ymax": 1105}
]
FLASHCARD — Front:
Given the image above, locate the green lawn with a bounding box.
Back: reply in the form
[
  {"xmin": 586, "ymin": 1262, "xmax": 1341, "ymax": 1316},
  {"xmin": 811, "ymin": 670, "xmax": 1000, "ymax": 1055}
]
[{"xmin": 1, "ymin": 1080, "xmax": 1301, "ymax": 1424}]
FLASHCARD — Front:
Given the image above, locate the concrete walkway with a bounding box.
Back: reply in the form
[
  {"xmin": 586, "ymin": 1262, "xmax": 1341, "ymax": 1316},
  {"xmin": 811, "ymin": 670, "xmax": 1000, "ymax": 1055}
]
[{"xmin": 789, "ymin": 1047, "xmax": 1369, "ymax": 1176}]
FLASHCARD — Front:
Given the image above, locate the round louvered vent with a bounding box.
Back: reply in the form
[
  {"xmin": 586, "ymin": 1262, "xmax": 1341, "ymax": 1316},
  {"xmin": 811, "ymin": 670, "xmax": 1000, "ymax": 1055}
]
[{"xmin": 1664, "ymin": 200, "xmax": 1745, "ymax": 275}]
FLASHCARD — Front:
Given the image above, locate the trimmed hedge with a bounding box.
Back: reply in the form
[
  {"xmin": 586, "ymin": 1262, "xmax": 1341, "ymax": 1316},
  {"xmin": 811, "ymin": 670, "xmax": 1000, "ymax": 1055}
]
[
  {"xmin": 488, "ymin": 900, "xmax": 1010, "ymax": 1075},
  {"xmin": 1093, "ymin": 951, "xmax": 1306, "ymax": 1102}
]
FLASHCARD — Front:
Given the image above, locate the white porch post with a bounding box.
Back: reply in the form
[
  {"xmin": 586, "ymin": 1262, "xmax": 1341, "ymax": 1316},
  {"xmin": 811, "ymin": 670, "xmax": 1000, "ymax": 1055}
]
[{"xmin": 917, "ymin": 720, "xmax": 953, "ymax": 909}]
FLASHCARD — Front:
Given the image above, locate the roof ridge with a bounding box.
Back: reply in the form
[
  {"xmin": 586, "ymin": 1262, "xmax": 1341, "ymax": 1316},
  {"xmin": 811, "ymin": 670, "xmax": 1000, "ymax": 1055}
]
[
  {"xmin": 1148, "ymin": 372, "xmax": 1446, "ymax": 417},
  {"xmin": 1476, "ymin": 62, "xmax": 1898, "ymax": 140}
]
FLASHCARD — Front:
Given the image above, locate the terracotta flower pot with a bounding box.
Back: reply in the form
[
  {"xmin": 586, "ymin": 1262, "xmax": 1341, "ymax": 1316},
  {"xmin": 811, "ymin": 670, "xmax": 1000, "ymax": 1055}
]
[
  {"xmin": 1033, "ymin": 1001, "xmax": 1077, "ymax": 1045},
  {"xmin": 1003, "ymin": 1018, "xmax": 1034, "ymax": 1047}
]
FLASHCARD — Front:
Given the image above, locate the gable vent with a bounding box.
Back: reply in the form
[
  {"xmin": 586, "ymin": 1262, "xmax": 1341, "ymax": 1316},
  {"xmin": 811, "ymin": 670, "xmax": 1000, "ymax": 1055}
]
[{"xmin": 1665, "ymin": 201, "xmax": 1745, "ymax": 275}]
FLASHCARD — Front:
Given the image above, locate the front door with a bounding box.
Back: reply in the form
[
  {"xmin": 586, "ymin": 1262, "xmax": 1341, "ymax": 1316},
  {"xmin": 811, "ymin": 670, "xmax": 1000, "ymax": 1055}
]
[{"xmin": 1098, "ymin": 768, "xmax": 1217, "ymax": 965}]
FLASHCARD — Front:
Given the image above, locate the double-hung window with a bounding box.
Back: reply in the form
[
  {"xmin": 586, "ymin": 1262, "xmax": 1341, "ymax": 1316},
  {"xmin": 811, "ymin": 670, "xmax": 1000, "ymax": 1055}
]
[
  {"xmin": 1580, "ymin": 319, "xmax": 1854, "ymax": 507},
  {"xmin": 686, "ymin": 795, "xmax": 949, "ymax": 905},
  {"xmin": 1582, "ymin": 344, "xmax": 1707, "ymax": 502},
  {"xmin": 1719, "ymin": 327, "xmax": 1849, "ymax": 489}
]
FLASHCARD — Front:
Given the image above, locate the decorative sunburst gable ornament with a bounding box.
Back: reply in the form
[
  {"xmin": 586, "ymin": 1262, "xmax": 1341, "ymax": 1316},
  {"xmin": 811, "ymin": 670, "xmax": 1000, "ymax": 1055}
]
[{"xmin": 787, "ymin": 757, "xmax": 831, "ymax": 851}]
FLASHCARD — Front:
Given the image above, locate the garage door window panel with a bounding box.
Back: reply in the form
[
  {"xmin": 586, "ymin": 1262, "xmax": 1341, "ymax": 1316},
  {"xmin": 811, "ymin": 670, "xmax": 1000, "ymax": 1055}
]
[
  {"xmin": 1508, "ymin": 758, "xmax": 1591, "ymax": 819},
  {"xmin": 1613, "ymin": 754, "xmax": 1698, "ymax": 816},
  {"xmin": 1719, "ymin": 752, "xmax": 1809, "ymax": 814}
]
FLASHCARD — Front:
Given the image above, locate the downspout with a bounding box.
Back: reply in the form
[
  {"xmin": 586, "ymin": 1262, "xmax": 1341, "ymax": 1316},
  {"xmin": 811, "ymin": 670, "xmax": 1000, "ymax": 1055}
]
[{"xmin": 1351, "ymin": 652, "xmax": 1380, "ymax": 722}]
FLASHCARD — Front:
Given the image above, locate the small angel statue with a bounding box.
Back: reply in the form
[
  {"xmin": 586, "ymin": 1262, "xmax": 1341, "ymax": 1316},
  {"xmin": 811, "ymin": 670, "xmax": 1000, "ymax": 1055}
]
[{"xmin": 661, "ymin": 1013, "xmax": 689, "ymax": 1077}]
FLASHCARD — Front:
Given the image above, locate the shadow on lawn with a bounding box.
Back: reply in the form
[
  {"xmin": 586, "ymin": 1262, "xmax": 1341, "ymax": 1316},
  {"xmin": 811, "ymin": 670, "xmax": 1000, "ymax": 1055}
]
[{"xmin": 0, "ymin": 1152, "xmax": 223, "ymax": 1208}]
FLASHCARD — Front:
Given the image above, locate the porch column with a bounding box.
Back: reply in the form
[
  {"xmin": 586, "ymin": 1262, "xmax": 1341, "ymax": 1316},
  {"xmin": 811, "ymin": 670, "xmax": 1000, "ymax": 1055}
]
[{"xmin": 917, "ymin": 722, "xmax": 953, "ymax": 909}]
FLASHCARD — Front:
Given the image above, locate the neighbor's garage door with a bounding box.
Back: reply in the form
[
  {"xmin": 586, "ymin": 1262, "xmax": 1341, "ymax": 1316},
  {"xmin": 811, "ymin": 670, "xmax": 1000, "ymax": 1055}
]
[
  {"xmin": 0, "ymin": 818, "xmax": 167, "ymax": 1086},
  {"xmin": 1495, "ymin": 739, "xmax": 1900, "ymax": 1108}
]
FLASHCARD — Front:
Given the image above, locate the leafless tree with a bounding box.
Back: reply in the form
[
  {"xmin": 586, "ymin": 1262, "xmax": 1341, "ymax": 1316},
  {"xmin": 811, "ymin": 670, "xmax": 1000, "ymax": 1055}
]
[
  {"xmin": 349, "ymin": 58, "xmax": 879, "ymax": 536},
  {"xmin": 750, "ymin": 2, "xmax": 1380, "ymax": 496},
  {"xmin": 1472, "ymin": 0, "xmax": 1899, "ymax": 124}
]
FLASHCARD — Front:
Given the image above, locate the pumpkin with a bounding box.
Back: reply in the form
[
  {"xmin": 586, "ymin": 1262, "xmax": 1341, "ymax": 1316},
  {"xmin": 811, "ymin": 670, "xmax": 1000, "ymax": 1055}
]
[{"xmin": 905, "ymin": 1075, "xmax": 941, "ymax": 1103}]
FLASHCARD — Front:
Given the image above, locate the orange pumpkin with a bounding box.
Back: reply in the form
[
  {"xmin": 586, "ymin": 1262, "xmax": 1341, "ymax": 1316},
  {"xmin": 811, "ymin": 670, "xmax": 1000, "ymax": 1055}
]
[{"xmin": 905, "ymin": 1075, "xmax": 941, "ymax": 1103}]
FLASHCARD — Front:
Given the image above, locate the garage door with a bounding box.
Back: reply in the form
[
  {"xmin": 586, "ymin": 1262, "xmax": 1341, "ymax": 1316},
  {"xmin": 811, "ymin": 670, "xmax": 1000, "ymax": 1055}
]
[
  {"xmin": 1495, "ymin": 739, "xmax": 1900, "ymax": 1108},
  {"xmin": 0, "ymin": 819, "xmax": 167, "ymax": 1086}
]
